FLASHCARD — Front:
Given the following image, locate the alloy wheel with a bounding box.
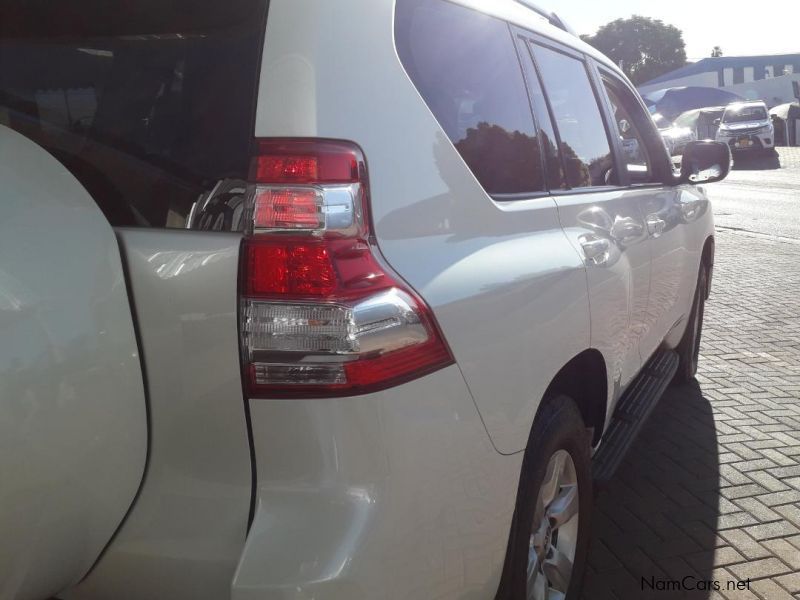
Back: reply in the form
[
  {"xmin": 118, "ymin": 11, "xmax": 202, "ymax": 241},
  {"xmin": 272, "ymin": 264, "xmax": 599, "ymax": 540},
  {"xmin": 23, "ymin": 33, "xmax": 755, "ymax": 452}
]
[{"xmin": 527, "ymin": 449, "xmax": 580, "ymax": 600}]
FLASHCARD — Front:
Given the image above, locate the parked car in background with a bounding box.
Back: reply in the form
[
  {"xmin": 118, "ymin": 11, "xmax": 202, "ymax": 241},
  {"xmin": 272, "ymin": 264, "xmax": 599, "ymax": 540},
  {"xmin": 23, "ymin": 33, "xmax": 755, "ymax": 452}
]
[
  {"xmin": 692, "ymin": 106, "xmax": 727, "ymax": 141},
  {"xmin": 658, "ymin": 117, "xmax": 697, "ymax": 156},
  {"xmin": 0, "ymin": 0, "xmax": 730, "ymax": 599},
  {"xmin": 651, "ymin": 112, "xmax": 672, "ymax": 130},
  {"xmin": 716, "ymin": 101, "xmax": 775, "ymax": 153},
  {"xmin": 658, "ymin": 106, "xmax": 737, "ymax": 157},
  {"xmin": 651, "ymin": 112, "xmax": 678, "ymax": 155},
  {"xmin": 674, "ymin": 106, "xmax": 726, "ymax": 140}
]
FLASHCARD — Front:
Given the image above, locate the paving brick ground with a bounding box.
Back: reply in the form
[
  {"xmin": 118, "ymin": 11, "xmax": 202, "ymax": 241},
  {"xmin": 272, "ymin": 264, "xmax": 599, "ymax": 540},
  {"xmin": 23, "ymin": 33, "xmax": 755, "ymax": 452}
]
[
  {"xmin": 776, "ymin": 147, "xmax": 800, "ymax": 169},
  {"xmin": 582, "ymin": 227, "xmax": 800, "ymax": 599},
  {"xmin": 735, "ymin": 147, "xmax": 800, "ymax": 170}
]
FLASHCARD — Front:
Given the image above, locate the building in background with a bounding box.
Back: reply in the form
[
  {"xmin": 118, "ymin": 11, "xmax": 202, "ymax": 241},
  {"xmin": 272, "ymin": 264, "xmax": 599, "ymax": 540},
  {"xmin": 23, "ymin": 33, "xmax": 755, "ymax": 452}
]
[{"xmin": 639, "ymin": 54, "xmax": 800, "ymax": 108}]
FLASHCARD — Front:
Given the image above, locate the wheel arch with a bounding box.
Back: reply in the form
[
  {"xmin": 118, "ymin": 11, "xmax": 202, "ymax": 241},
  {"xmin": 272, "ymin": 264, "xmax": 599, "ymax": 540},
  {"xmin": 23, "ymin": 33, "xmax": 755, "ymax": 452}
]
[
  {"xmin": 497, "ymin": 353, "xmax": 601, "ymax": 599},
  {"xmin": 539, "ymin": 349, "xmax": 608, "ymax": 446}
]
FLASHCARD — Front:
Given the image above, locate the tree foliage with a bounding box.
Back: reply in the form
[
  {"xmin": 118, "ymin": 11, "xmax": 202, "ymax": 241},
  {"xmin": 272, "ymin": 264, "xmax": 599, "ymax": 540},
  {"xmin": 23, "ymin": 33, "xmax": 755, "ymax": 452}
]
[
  {"xmin": 581, "ymin": 16, "xmax": 687, "ymax": 85},
  {"xmin": 711, "ymin": 46, "xmax": 723, "ymax": 57}
]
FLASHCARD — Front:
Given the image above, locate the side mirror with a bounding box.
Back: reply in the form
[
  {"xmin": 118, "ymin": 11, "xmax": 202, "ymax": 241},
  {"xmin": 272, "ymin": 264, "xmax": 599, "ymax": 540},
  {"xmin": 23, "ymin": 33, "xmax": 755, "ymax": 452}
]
[{"xmin": 677, "ymin": 141, "xmax": 731, "ymax": 185}]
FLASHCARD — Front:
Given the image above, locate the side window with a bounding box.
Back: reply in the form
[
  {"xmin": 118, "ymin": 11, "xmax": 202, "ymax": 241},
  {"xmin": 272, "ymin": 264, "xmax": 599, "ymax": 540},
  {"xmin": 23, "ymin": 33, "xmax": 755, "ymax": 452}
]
[
  {"xmin": 395, "ymin": 0, "xmax": 545, "ymax": 195},
  {"xmin": 531, "ymin": 43, "xmax": 615, "ymax": 188},
  {"xmin": 516, "ymin": 37, "xmax": 566, "ymax": 190},
  {"xmin": 601, "ymin": 80, "xmax": 653, "ymax": 183}
]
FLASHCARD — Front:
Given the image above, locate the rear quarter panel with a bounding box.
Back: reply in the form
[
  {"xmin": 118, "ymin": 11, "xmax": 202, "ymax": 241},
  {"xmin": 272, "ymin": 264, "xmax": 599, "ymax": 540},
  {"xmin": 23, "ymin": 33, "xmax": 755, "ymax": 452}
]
[
  {"xmin": 234, "ymin": 366, "xmax": 522, "ymax": 600},
  {"xmin": 255, "ymin": 0, "xmax": 592, "ymax": 455}
]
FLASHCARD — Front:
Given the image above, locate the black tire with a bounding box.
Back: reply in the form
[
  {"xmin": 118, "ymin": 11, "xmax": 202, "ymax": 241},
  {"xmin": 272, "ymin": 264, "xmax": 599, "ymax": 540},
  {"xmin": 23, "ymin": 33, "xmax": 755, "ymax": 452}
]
[
  {"xmin": 673, "ymin": 264, "xmax": 708, "ymax": 384},
  {"xmin": 496, "ymin": 395, "xmax": 592, "ymax": 600}
]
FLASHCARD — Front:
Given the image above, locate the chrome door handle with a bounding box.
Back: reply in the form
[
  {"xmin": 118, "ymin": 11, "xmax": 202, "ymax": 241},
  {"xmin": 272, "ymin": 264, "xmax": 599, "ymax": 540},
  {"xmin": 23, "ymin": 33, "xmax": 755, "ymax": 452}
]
[
  {"xmin": 646, "ymin": 216, "xmax": 666, "ymax": 237},
  {"xmin": 579, "ymin": 236, "xmax": 611, "ymax": 266},
  {"xmin": 610, "ymin": 216, "xmax": 645, "ymax": 244}
]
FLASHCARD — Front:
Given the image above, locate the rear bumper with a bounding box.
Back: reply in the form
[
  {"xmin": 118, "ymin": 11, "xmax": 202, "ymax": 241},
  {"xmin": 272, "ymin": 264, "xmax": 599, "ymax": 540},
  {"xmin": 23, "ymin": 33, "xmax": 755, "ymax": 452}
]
[{"xmin": 232, "ymin": 365, "xmax": 522, "ymax": 600}]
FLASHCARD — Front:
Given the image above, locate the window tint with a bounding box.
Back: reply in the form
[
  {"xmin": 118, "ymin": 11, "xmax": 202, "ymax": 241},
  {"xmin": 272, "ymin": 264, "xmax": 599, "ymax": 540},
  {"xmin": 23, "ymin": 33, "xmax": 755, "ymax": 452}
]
[
  {"xmin": 531, "ymin": 44, "xmax": 615, "ymax": 188},
  {"xmin": 0, "ymin": 0, "xmax": 267, "ymax": 228},
  {"xmin": 517, "ymin": 39, "xmax": 565, "ymax": 190},
  {"xmin": 395, "ymin": 0, "xmax": 544, "ymax": 195},
  {"xmin": 602, "ymin": 80, "xmax": 653, "ymax": 183}
]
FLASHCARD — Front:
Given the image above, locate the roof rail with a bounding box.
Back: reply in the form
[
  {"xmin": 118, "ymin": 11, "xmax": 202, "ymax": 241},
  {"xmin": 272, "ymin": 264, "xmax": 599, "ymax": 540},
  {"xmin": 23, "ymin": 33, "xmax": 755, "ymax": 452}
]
[{"xmin": 512, "ymin": 0, "xmax": 577, "ymax": 36}]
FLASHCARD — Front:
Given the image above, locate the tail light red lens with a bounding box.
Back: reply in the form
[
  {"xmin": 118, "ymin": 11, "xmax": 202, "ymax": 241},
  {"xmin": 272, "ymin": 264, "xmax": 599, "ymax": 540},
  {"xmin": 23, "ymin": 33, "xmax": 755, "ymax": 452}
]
[
  {"xmin": 250, "ymin": 139, "xmax": 360, "ymax": 184},
  {"xmin": 246, "ymin": 241, "xmax": 336, "ymax": 296},
  {"xmin": 239, "ymin": 139, "xmax": 453, "ymax": 398}
]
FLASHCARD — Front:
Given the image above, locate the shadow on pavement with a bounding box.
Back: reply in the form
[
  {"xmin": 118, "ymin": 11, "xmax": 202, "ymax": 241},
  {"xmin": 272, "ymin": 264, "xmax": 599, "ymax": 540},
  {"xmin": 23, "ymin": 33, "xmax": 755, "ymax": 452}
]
[
  {"xmin": 581, "ymin": 381, "xmax": 721, "ymax": 600},
  {"xmin": 732, "ymin": 151, "xmax": 781, "ymax": 171}
]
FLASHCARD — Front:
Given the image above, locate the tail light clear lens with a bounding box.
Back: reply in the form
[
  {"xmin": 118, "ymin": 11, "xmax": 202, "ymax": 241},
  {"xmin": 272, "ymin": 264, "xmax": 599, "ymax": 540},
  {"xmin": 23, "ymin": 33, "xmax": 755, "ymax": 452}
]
[{"xmin": 239, "ymin": 139, "xmax": 453, "ymax": 398}]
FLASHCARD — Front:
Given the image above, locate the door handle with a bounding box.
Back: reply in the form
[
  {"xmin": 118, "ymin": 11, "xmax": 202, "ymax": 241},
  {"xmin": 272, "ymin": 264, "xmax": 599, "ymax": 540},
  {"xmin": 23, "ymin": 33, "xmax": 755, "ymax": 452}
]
[
  {"xmin": 646, "ymin": 215, "xmax": 666, "ymax": 238},
  {"xmin": 610, "ymin": 216, "xmax": 645, "ymax": 244},
  {"xmin": 579, "ymin": 236, "xmax": 611, "ymax": 266}
]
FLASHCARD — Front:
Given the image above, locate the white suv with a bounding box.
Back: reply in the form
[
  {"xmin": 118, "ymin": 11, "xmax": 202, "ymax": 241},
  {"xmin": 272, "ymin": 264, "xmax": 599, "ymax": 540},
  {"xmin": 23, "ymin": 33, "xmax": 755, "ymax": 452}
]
[
  {"xmin": 716, "ymin": 100, "xmax": 775, "ymax": 153},
  {"xmin": 0, "ymin": 1, "xmax": 730, "ymax": 599}
]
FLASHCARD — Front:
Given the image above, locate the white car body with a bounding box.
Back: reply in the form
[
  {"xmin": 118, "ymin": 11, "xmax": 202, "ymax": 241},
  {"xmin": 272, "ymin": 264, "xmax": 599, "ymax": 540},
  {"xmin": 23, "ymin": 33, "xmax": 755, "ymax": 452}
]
[
  {"xmin": 0, "ymin": 128, "xmax": 147, "ymax": 600},
  {"xmin": 716, "ymin": 100, "xmax": 775, "ymax": 152},
  {"xmin": 0, "ymin": 0, "xmax": 719, "ymax": 599}
]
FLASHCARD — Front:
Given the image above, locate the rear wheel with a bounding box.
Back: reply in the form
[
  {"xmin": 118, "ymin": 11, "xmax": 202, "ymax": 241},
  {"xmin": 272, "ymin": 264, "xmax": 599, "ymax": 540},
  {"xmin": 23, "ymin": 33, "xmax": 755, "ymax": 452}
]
[
  {"xmin": 498, "ymin": 395, "xmax": 592, "ymax": 600},
  {"xmin": 674, "ymin": 264, "xmax": 708, "ymax": 383}
]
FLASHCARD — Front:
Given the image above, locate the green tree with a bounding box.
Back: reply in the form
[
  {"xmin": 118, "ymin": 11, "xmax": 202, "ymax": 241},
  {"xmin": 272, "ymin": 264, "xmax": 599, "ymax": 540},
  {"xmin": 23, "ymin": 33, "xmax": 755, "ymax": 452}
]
[
  {"xmin": 711, "ymin": 46, "xmax": 723, "ymax": 57},
  {"xmin": 581, "ymin": 16, "xmax": 687, "ymax": 85}
]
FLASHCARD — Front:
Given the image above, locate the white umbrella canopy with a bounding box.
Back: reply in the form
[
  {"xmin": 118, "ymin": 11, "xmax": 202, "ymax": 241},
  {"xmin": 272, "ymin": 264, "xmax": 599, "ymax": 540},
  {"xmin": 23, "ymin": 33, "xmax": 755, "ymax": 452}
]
[
  {"xmin": 769, "ymin": 102, "xmax": 800, "ymax": 146},
  {"xmin": 770, "ymin": 102, "xmax": 800, "ymax": 120}
]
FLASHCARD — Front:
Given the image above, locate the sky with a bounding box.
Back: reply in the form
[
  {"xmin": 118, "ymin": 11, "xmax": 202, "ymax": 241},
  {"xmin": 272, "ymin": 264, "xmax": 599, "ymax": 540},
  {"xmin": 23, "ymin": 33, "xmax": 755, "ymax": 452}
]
[{"xmin": 553, "ymin": 0, "xmax": 799, "ymax": 61}]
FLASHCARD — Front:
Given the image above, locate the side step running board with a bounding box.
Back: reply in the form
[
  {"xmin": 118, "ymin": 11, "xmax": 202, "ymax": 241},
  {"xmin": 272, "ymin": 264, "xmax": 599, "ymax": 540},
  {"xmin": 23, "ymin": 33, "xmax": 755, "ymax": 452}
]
[{"xmin": 592, "ymin": 349, "xmax": 679, "ymax": 483}]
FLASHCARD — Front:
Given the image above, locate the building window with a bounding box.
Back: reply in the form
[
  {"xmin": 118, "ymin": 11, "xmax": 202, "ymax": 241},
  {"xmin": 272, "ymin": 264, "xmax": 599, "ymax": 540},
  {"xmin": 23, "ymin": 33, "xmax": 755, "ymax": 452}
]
[{"xmin": 723, "ymin": 67, "xmax": 734, "ymax": 86}]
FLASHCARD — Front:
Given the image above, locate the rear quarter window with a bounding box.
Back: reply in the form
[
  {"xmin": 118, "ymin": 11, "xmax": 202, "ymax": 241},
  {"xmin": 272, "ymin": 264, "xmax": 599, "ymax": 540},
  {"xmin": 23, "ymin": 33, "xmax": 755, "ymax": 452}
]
[
  {"xmin": 395, "ymin": 0, "xmax": 545, "ymax": 196},
  {"xmin": 0, "ymin": 0, "xmax": 267, "ymax": 228}
]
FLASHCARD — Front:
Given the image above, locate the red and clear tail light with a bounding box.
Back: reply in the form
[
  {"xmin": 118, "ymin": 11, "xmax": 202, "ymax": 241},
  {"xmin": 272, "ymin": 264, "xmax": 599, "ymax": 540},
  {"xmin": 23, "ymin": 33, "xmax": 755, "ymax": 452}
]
[{"xmin": 239, "ymin": 139, "xmax": 453, "ymax": 398}]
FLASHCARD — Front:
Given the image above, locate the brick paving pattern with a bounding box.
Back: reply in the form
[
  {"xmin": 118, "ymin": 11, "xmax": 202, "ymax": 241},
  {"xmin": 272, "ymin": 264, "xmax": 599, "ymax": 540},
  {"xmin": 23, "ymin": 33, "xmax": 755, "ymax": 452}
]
[
  {"xmin": 776, "ymin": 147, "xmax": 800, "ymax": 169},
  {"xmin": 582, "ymin": 228, "xmax": 800, "ymax": 600}
]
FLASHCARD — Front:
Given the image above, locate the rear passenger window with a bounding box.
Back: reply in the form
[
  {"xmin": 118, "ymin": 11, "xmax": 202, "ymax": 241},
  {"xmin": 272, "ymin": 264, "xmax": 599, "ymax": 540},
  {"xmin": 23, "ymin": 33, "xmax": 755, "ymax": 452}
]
[
  {"xmin": 395, "ymin": 0, "xmax": 544, "ymax": 195},
  {"xmin": 0, "ymin": 0, "xmax": 267, "ymax": 228},
  {"xmin": 531, "ymin": 44, "xmax": 616, "ymax": 188},
  {"xmin": 516, "ymin": 39, "xmax": 566, "ymax": 190}
]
